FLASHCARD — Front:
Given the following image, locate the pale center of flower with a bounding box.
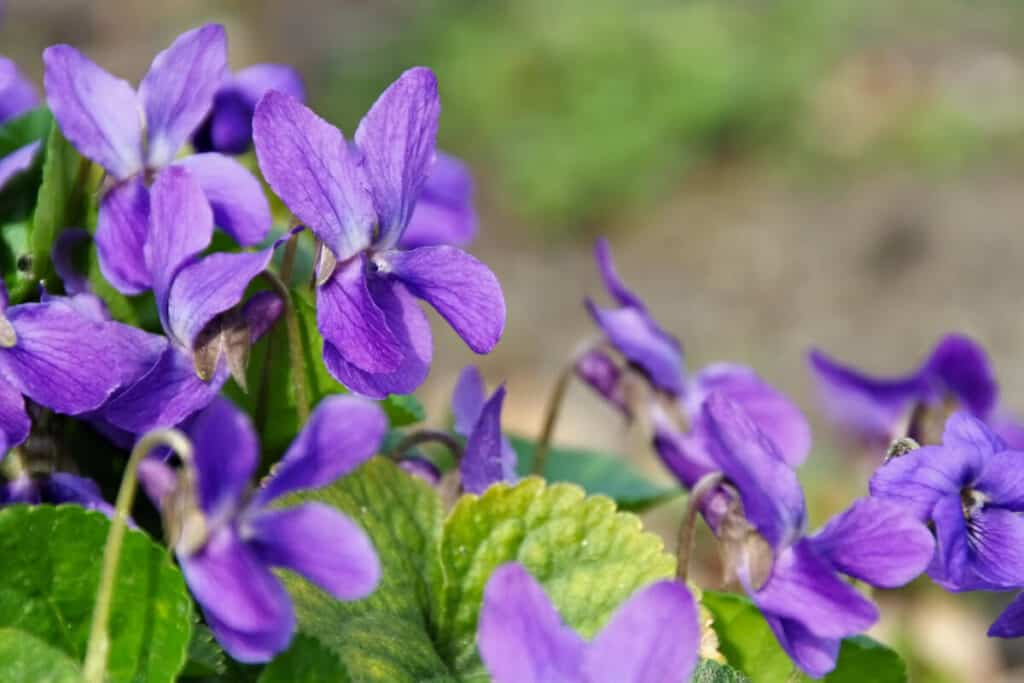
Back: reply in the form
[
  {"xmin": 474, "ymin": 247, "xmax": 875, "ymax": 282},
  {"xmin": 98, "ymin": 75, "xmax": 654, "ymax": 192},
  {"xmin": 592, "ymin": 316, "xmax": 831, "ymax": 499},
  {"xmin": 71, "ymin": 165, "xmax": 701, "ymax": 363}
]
[
  {"xmin": 0, "ymin": 314, "xmax": 17, "ymax": 348},
  {"xmin": 961, "ymin": 487, "xmax": 990, "ymax": 519}
]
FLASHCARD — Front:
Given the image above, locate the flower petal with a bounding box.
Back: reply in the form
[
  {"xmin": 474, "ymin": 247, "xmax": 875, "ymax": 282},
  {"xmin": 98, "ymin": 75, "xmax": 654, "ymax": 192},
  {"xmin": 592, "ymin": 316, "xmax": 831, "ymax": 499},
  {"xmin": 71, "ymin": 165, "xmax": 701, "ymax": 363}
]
[
  {"xmin": 140, "ymin": 24, "xmax": 227, "ymax": 168},
  {"xmin": 354, "ymin": 67, "xmax": 440, "ymax": 248},
  {"xmin": 989, "ymin": 592, "xmax": 1024, "ymax": 638},
  {"xmin": 51, "ymin": 228, "xmax": 91, "ymax": 296},
  {"xmin": 809, "ymin": 497, "xmax": 933, "ymax": 588},
  {"xmin": 41, "ymin": 473, "xmax": 115, "ymax": 516},
  {"xmin": 461, "ymin": 385, "xmax": 515, "ymax": 494},
  {"xmin": 258, "ymin": 395, "xmax": 386, "ymax": 504},
  {"xmin": 586, "ymin": 301, "xmax": 683, "ymax": 396},
  {"xmin": 930, "ymin": 494, "xmax": 970, "ymax": 590},
  {"xmin": 593, "ymin": 237, "xmax": 645, "ymax": 309},
  {"xmin": 0, "ymin": 377, "xmax": 29, "ymax": 454},
  {"xmin": 42, "ymin": 45, "xmax": 143, "ymax": 179},
  {"xmin": 248, "ymin": 502, "xmax": 380, "ymax": 601},
  {"xmin": 452, "ymin": 365, "xmax": 486, "ymax": 436},
  {"xmin": 95, "ymin": 178, "xmax": 151, "ymax": 295},
  {"xmin": 942, "ymin": 410, "xmax": 1005, "ymax": 460},
  {"xmin": 174, "ymin": 153, "xmax": 272, "ymax": 246},
  {"xmin": 233, "ymin": 63, "xmax": 306, "ymax": 104},
  {"xmin": 253, "ymin": 91, "xmax": 375, "ymax": 261},
  {"xmin": 868, "ymin": 443, "xmax": 970, "ymax": 522},
  {"xmin": 478, "ymin": 563, "xmax": 586, "ymax": 683},
  {"xmin": 575, "ymin": 349, "xmax": 632, "ymax": 418},
  {"xmin": 322, "ymin": 278, "xmax": 432, "ymax": 399},
  {"xmin": 0, "ymin": 140, "xmax": 40, "ymax": 191},
  {"xmin": 180, "ymin": 526, "xmax": 294, "ymax": 663},
  {"xmin": 649, "ymin": 405, "xmax": 716, "ymax": 489},
  {"xmin": 379, "ymin": 245, "xmax": 504, "ymax": 354},
  {"xmin": 965, "ymin": 508, "xmax": 1024, "ymax": 589},
  {"xmin": 975, "ymin": 450, "xmax": 1024, "ymax": 510},
  {"xmin": 316, "ymin": 255, "xmax": 404, "ymax": 374},
  {"xmin": 0, "ymin": 57, "xmax": 39, "ymax": 123},
  {"xmin": 581, "ymin": 580, "xmax": 699, "ymax": 683},
  {"xmin": 183, "ymin": 397, "xmax": 258, "ymax": 517},
  {"xmin": 398, "ymin": 151, "xmax": 477, "ymax": 249},
  {"xmin": 924, "ymin": 334, "xmax": 997, "ymax": 419},
  {"xmin": 764, "ymin": 615, "xmax": 840, "ymax": 679}
]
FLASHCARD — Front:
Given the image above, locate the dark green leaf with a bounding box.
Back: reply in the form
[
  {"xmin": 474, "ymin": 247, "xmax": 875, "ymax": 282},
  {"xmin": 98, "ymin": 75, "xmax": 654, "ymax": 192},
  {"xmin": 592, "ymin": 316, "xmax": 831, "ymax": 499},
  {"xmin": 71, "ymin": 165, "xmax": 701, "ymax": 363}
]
[
  {"xmin": 382, "ymin": 393, "xmax": 426, "ymax": 427},
  {"xmin": 0, "ymin": 626, "xmax": 81, "ymax": 683},
  {"xmin": 510, "ymin": 434, "xmax": 682, "ymax": 511},
  {"xmin": 0, "ymin": 504, "xmax": 193, "ymax": 683},
  {"xmin": 181, "ymin": 623, "xmax": 227, "ymax": 678},
  {"xmin": 0, "ymin": 108, "xmax": 52, "ymax": 222},
  {"xmin": 702, "ymin": 590, "xmax": 793, "ymax": 682},
  {"xmin": 692, "ymin": 659, "xmax": 752, "ymax": 683},
  {"xmin": 258, "ymin": 635, "xmax": 350, "ymax": 683},
  {"xmin": 814, "ymin": 636, "xmax": 907, "ymax": 683}
]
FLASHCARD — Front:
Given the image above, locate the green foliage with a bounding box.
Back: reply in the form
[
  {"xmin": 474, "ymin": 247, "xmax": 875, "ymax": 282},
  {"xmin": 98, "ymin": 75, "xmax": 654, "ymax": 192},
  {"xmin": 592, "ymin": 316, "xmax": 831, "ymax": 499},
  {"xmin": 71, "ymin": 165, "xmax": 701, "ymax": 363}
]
[
  {"xmin": 0, "ymin": 505, "xmax": 193, "ymax": 683},
  {"xmin": 382, "ymin": 394, "xmax": 426, "ymax": 427},
  {"xmin": 0, "ymin": 108, "xmax": 51, "ymax": 222},
  {"xmin": 181, "ymin": 624, "xmax": 227, "ymax": 678},
  {"xmin": 510, "ymin": 434, "xmax": 681, "ymax": 511},
  {"xmin": 0, "ymin": 627, "xmax": 82, "ymax": 683},
  {"xmin": 692, "ymin": 659, "xmax": 752, "ymax": 683},
  {"xmin": 257, "ymin": 635, "xmax": 350, "ymax": 683}
]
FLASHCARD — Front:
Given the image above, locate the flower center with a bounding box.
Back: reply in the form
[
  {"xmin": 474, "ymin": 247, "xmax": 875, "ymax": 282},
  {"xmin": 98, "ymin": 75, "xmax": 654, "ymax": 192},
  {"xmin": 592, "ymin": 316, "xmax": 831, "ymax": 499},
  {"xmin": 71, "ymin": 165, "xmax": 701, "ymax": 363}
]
[{"xmin": 961, "ymin": 487, "xmax": 989, "ymax": 519}]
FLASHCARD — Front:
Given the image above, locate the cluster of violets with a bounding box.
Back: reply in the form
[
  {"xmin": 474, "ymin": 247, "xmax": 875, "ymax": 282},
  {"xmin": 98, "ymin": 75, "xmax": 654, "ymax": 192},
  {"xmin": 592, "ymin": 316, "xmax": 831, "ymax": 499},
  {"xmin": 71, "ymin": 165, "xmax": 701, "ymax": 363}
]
[{"xmin": 1, "ymin": 21, "xmax": 1022, "ymax": 682}]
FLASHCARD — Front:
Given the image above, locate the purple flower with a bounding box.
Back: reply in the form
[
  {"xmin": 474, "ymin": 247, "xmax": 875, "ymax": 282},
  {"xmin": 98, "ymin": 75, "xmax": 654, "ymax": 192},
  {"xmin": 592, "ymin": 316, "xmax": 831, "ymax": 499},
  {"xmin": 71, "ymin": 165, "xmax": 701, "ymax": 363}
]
[
  {"xmin": 477, "ymin": 562, "xmax": 699, "ymax": 683},
  {"xmin": 0, "ymin": 472, "xmax": 115, "ymax": 518},
  {"xmin": 192, "ymin": 63, "xmax": 305, "ymax": 155},
  {"xmin": 140, "ymin": 396, "xmax": 384, "ymax": 662},
  {"xmin": 397, "ymin": 152, "xmax": 477, "ymax": 249},
  {"xmin": 97, "ymin": 166, "xmax": 276, "ymax": 434},
  {"xmin": 580, "ymin": 239, "xmax": 810, "ymax": 482},
  {"xmin": 452, "ymin": 366, "xmax": 516, "ymax": 493},
  {"xmin": 870, "ymin": 411, "xmax": 1024, "ymax": 592},
  {"xmin": 0, "ymin": 139, "xmax": 41, "ymax": 191},
  {"xmin": 43, "ymin": 24, "xmax": 271, "ymax": 295},
  {"xmin": 253, "ymin": 67, "xmax": 505, "ymax": 399},
  {"xmin": 0, "ymin": 55, "xmax": 38, "ymax": 124},
  {"xmin": 702, "ymin": 393, "xmax": 934, "ymax": 677},
  {"xmin": 809, "ymin": 334, "xmax": 1024, "ymax": 449}
]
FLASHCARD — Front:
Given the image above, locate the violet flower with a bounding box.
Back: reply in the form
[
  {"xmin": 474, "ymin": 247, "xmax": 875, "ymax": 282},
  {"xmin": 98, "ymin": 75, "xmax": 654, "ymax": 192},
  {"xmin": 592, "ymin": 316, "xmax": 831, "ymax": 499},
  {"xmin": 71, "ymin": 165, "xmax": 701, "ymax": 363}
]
[
  {"xmin": 96, "ymin": 166, "xmax": 276, "ymax": 434},
  {"xmin": 43, "ymin": 24, "xmax": 271, "ymax": 295},
  {"xmin": 870, "ymin": 411, "xmax": 1024, "ymax": 592},
  {"xmin": 0, "ymin": 472, "xmax": 115, "ymax": 518},
  {"xmin": 397, "ymin": 152, "xmax": 477, "ymax": 249},
  {"xmin": 477, "ymin": 562, "xmax": 699, "ymax": 683},
  {"xmin": 192, "ymin": 63, "xmax": 305, "ymax": 155},
  {"xmin": 253, "ymin": 67, "xmax": 505, "ymax": 398},
  {"xmin": 140, "ymin": 396, "xmax": 384, "ymax": 662},
  {"xmin": 0, "ymin": 55, "xmax": 42, "ymax": 191},
  {"xmin": 809, "ymin": 334, "xmax": 1024, "ymax": 449},
  {"xmin": 452, "ymin": 365, "xmax": 516, "ymax": 493},
  {"xmin": 579, "ymin": 238, "xmax": 810, "ymax": 481},
  {"xmin": 701, "ymin": 393, "xmax": 934, "ymax": 677}
]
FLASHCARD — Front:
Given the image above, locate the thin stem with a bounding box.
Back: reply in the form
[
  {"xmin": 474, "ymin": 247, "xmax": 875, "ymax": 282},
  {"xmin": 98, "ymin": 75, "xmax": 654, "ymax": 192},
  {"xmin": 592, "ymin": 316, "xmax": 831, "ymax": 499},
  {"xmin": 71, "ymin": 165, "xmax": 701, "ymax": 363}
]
[
  {"xmin": 255, "ymin": 232, "xmax": 299, "ymax": 431},
  {"xmin": 530, "ymin": 364, "xmax": 574, "ymax": 476},
  {"xmin": 675, "ymin": 472, "xmax": 725, "ymax": 583},
  {"xmin": 82, "ymin": 429, "xmax": 193, "ymax": 683},
  {"xmin": 261, "ymin": 270, "xmax": 311, "ymax": 423},
  {"xmin": 388, "ymin": 429, "xmax": 464, "ymax": 463}
]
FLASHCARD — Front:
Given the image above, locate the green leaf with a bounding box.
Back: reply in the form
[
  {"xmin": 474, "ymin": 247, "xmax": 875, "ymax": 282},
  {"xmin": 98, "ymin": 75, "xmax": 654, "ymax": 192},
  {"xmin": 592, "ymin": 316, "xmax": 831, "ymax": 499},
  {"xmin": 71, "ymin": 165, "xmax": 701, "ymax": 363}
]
[
  {"xmin": 0, "ymin": 627, "xmax": 82, "ymax": 683},
  {"xmin": 0, "ymin": 504, "xmax": 193, "ymax": 683},
  {"xmin": 692, "ymin": 659, "xmax": 752, "ymax": 683},
  {"xmin": 814, "ymin": 636, "xmax": 907, "ymax": 683},
  {"xmin": 0, "ymin": 108, "xmax": 51, "ymax": 157},
  {"xmin": 433, "ymin": 476, "xmax": 676, "ymax": 676},
  {"xmin": 258, "ymin": 635, "xmax": 350, "ymax": 683},
  {"xmin": 382, "ymin": 393, "xmax": 426, "ymax": 427},
  {"xmin": 181, "ymin": 623, "xmax": 227, "ymax": 678},
  {"xmin": 279, "ymin": 457, "xmax": 454, "ymax": 682},
  {"xmin": 510, "ymin": 434, "xmax": 682, "ymax": 511},
  {"xmin": 0, "ymin": 108, "xmax": 52, "ymax": 222}
]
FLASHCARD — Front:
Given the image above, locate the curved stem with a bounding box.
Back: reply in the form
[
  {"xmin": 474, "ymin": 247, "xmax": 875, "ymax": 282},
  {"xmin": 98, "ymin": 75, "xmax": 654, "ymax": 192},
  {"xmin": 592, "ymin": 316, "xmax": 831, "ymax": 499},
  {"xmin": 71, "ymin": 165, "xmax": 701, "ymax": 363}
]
[
  {"xmin": 675, "ymin": 472, "xmax": 725, "ymax": 583},
  {"xmin": 82, "ymin": 429, "xmax": 193, "ymax": 683},
  {"xmin": 389, "ymin": 429, "xmax": 464, "ymax": 463},
  {"xmin": 261, "ymin": 270, "xmax": 311, "ymax": 424},
  {"xmin": 531, "ymin": 364, "xmax": 575, "ymax": 476}
]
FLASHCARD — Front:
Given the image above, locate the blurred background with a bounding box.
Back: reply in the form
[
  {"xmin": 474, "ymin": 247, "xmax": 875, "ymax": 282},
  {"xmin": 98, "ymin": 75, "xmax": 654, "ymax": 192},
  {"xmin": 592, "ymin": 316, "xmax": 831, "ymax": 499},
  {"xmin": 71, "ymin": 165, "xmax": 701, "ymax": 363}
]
[{"xmin": 6, "ymin": 1, "xmax": 1024, "ymax": 679}]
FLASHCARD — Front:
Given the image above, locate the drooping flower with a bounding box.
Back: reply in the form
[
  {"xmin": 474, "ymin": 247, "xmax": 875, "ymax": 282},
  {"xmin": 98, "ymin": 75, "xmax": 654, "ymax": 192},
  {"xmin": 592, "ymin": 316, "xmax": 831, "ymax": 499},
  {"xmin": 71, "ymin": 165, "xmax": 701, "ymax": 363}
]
[
  {"xmin": 578, "ymin": 238, "xmax": 810, "ymax": 482},
  {"xmin": 0, "ymin": 55, "xmax": 42, "ymax": 191},
  {"xmin": 701, "ymin": 393, "xmax": 934, "ymax": 677},
  {"xmin": 477, "ymin": 562, "xmax": 699, "ymax": 683},
  {"xmin": 192, "ymin": 63, "xmax": 305, "ymax": 155},
  {"xmin": 43, "ymin": 24, "xmax": 271, "ymax": 295},
  {"xmin": 397, "ymin": 152, "xmax": 477, "ymax": 249},
  {"xmin": 809, "ymin": 334, "xmax": 1024, "ymax": 449},
  {"xmin": 870, "ymin": 411, "xmax": 1024, "ymax": 592},
  {"xmin": 253, "ymin": 67, "xmax": 505, "ymax": 398},
  {"xmin": 139, "ymin": 396, "xmax": 384, "ymax": 662},
  {"xmin": 96, "ymin": 166, "xmax": 277, "ymax": 434},
  {"xmin": 451, "ymin": 365, "xmax": 516, "ymax": 493}
]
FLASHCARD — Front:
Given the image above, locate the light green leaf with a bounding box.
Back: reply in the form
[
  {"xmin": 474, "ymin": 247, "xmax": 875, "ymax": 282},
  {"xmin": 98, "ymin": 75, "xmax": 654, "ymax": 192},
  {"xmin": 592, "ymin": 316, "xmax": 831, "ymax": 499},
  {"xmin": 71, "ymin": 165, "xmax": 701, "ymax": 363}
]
[
  {"xmin": 692, "ymin": 659, "xmax": 752, "ymax": 683},
  {"xmin": 433, "ymin": 476, "xmax": 676, "ymax": 676},
  {"xmin": 258, "ymin": 635, "xmax": 350, "ymax": 683},
  {"xmin": 510, "ymin": 434, "xmax": 682, "ymax": 511},
  {"xmin": 0, "ymin": 627, "xmax": 81, "ymax": 683},
  {"xmin": 0, "ymin": 504, "xmax": 193, "ymax": 683},
  {"xmin": 382, "ymin": 394, "xmax": 426, "ymax": 427}
]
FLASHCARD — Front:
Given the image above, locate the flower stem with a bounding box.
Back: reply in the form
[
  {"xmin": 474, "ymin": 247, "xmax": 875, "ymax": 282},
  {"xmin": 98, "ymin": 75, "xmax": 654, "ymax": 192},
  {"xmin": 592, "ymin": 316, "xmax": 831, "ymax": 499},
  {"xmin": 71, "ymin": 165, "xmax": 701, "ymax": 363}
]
[
  {"xmin": 260, "ymin": 270, "xmax": 311, "ymax": 424},
  {"xmin": 530, "ymin": 364, "xmax": 575, "ymax": 476},
  {"xmin": 675, "ymin": 472, "xmax": 725, "ymax": 583},
  {"xmin": 255, "ymin": 235, "xmax": 299, "ymax": 430},
  {"xmin": 82, "ymin": 428, "xmax": 193, "ymax": 683},
  {"xmin": 389, "ymin": 429, "xmax": 464, "ymax": 463}
]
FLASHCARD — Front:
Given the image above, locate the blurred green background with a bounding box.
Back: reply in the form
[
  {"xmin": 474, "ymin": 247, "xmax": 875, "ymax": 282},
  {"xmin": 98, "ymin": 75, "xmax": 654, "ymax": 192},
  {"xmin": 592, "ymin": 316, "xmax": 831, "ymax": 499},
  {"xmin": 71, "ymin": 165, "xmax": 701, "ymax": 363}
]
[{"xmin": 7, "ymin": 1, "xmax": 1024, "ymax": 680}]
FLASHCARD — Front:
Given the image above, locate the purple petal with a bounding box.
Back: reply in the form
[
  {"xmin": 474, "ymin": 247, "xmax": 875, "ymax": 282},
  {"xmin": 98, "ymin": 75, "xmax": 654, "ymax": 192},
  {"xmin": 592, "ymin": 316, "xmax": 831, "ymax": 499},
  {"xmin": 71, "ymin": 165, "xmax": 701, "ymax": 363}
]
[
  {"xmin": 0, "ymin": 476, "xmax": 38, "ymax": 504},
  {"xmin": 174, "ymin": 153, "xmax": 272, "ymax": 246},
  {"xmin": 975, "ymin": 450, "xmax": 1024, "ymax": 510},
  {"xmin": 399, "ymin": 456, "xmax": 441, "ymax": 485},
  {"xmin": 923, "ymin": 334, "xmax": 997, "ymax": 419},
  {"xmin": 869, "ymin": 445, "xmax": 972, "ymax": 522},
  {"xmin": 253, "ymin": 91, "xmax": 375, "ymax": 261},
  {"xmin": 574, "ymin": 349, "xmax": 631, "ymax": 419},
  {"xmin": 242, "ymin": 291, "xmax": 283, "ymax": 343},
  {"xmin": 751, "ymin": 539, "xmax": 878, "ymax": 640},
  {"xmin": 688, "ymin": 363, "xmax": 810, "ymax": 468},
  {"xmin": 354, "ymin": 67, "xmax": 440, "ymax": 248},
  {"xmin": 461, "ymin": 385, "xmax": 515, "ymax": 494},
  {"xmin": 649, "ymin": 405, "xmax": 717, "ymax": 490},
  {"xmin": 194, "ymin": 90, "xmax": 250, "ymax": 155},
  {"xmin": 702, "ymin": 393, "xmax": 806, "ymax": 549},
  {"xmin": 233, "ymin": 64, "xmax": 306, "ymax": 104},
  {"xmin": 807, "ymin": 347, "xmax": 924, "ymax": 445},
  {"xmin": 322, "ymin": 278, "xmax": 432, "ymax": 398},
  {"xmin": 586, "ymin": 301, "xmax": 683, "ymax": 396},
  {"xmin": 184, "ymin": 397, "xmax": 258, "ymax": 517},
  {"xmin": 42, "ymin": 45, "xmax": 143, "ymax": 179},
  {"xmin": 990, "ymin": 411, "xmax": 1024, "ymax": 450},
  {"xmin": 398, "ymin": 151, "xmax": 477, "ymax": 249},
  {"xmin": 95, "ymin": 179, "xmax": 152, "ymax": 295},
  {"xmin": 167, "ymin": 249, "xmax": 273, "ymax": 348},
  {"xmin": 452, "ymin": 365, "xmax": 486, "ymax": 436},
  {"xmin": 248, "ymin": 502, "xmax": 380, "ymax": 601},
  {"xmin": 764, "ymin": 615, "xmax": 840, "ymax": 679},
  {"xmin": 809, "ymin": 497, "xmax": 933, "ymax": 587},
  {"xmin": 138, "ymin": 457, "xmax": 177, "ymax": 508},
  {"xmin": 377, "ymin": 245, "xmax": 505, "ymax": 354},
  {"xmin": 0, "ymin": 378, "xmax": 29, "ymax": 454},
  {"xmin": 103, "ymin": 345, "xmax": 224, "ymax": 434},
  {"xmin": 963, "ymin": 507, "xmax": 1024, "ymax": 589},
  {"xmin": 41, "ymin": 472, "xmax": 115, "ymax": 516},
  {"xmin": 930, "ymin": 494, "xmax": 970, "ymax": 589},
  {"xmin": 942, "ymin": 410, "xmax": 1005, "ymax": 459},
  {"xmin": 478, "ymin": 563, "xmax": 586, "ymax": 683},
  {"xmin": 0, "ymin": 140, "xmax": 40, "ymax": 190},
  {"xmin": 582, "ymin": 581, "xmax": 699, "ymax": 683},
  {"xmin": 0, "ymin": 56, "xmax": 39, "ymax": 123},
  {"xmin": 140, "ymin": 24, "xmax": 227, "ymax": 168},
  {"xmin": 989, "ymin": 592, "xmax": 1024, "ymax": 638},
  {"xmin": 258, "ymin": 395, "xmax": 386, "ymax": 504},
  {"xmin": 180, "ymin": 526, "xmax": 294, "ymax": 663},
  {"xmin": 593, "ymin": 238, "xmax": 645, "ymax": 309},
  {"xmin": 145, "ymin": 165, "xmax": 213, "ymax": 331},
  {"xmin": 316, "ymin": 255, "xmax": 404, "ymax": 374},
  {"xmin": 51, "ymin": 228, "xmax": 91, "ymax": 296}
]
